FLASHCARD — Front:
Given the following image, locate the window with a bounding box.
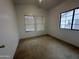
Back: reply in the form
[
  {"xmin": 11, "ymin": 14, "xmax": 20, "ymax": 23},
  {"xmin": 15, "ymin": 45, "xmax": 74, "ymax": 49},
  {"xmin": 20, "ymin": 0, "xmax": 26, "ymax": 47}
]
[
  {"xmin": 60, "ymin": 10, "xmax": 73, "ymax": 29},
  {"xmin": 25, "ymin": 16, "xmax": 35, "ymax": 31},
  {"xmin": 36, "ymin": 16, "xmax": 45, "ymax": 31},
  {"xmin": 73, "ymin": 9, "xmax": 79, "ymax": 30},
  {"xmin": 60, "ymin": 7, "xmax": 79, "ymax": 30},
  {"xmin": 25, "ymin": 16, "xmax": 45, "ymax": 32}
]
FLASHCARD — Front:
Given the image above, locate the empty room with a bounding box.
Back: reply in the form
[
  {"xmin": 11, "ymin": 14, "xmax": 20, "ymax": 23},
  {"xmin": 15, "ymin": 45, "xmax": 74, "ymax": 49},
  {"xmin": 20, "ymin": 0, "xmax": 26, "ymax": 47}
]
[{"xmin": 0, "ymin": 0, "xmax": 79, "ymax": 59}]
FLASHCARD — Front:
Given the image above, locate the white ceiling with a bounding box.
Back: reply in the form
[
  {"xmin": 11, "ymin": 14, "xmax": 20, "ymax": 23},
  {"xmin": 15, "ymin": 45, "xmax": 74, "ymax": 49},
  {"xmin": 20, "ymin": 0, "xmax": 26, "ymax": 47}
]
[{"xmin": 14, "ymin": 0, "xmax": 65, "ymax": 10}]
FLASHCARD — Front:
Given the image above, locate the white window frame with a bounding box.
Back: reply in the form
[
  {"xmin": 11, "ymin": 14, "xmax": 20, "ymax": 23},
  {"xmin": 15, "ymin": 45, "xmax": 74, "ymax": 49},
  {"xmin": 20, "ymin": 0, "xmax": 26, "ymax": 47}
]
[{"xmin": 24, "ymin": 15, "xmax": 45, "ymax": 32}]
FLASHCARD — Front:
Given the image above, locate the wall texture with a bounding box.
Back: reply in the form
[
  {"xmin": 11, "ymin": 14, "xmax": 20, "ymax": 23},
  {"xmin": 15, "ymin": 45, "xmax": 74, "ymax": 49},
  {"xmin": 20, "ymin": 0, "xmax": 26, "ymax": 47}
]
[
  {"xmin": 0, "ymin": 0, "xmax": 19, "ymax": 59},
  {"xmin": 16, "ymin": 5, "xmax": 48, "ymax": 38},
  {"xmin": 48, "ymin": 0, "xmax": 79, "ymax": 47}
]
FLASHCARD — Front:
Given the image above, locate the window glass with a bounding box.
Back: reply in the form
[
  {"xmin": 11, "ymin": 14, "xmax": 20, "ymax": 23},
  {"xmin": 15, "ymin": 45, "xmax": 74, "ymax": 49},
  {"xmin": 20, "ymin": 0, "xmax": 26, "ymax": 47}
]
[
  {"xmin": 25, "ymin": 25, "xmax": 35, "ymax": 31},
  {"xmin": 73, "ymin": 9, "xmax": 79, "ymax": 29},
  {"xmin": 36, "ymin": 16, "xmax": 45, "ymax": 31},
  {"xmin": 25, "ymin": 16, "xmax": 35, "ymax": 31},
  {"xmin": 60, "ymin": 10, "xmax": 73, "ymax": 29},
  {"xmin": 25, "ymin": 16, "xmax": 45, "ymax": 31}
]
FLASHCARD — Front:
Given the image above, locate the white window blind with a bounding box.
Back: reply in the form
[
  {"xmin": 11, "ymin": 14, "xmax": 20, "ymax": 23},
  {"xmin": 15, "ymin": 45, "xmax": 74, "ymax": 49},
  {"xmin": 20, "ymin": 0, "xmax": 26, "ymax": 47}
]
[{"xmin": 25, "ymin": 16, "xmax": 45, "ymax": 32}]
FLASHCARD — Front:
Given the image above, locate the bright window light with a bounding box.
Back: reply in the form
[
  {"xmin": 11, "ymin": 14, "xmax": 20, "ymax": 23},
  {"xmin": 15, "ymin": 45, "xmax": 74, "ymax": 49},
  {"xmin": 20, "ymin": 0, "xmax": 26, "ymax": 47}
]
[{"xmin": 39, "ymin": 0, "xmax": 42, "ymax": 3}]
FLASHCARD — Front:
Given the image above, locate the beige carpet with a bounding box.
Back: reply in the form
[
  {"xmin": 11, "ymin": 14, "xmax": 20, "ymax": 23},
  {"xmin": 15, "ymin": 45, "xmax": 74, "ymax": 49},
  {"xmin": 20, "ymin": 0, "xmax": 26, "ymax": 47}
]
[{"xmin": 14, "ymin": 36, "xmax": 79, "ymax": 59}]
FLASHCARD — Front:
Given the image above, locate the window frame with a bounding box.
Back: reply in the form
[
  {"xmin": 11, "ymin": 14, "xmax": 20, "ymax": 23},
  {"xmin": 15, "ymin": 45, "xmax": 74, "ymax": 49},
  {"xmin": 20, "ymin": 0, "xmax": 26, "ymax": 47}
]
[
  {"xmin": 24, "ymin": 15, "xmax": 45, "ymax": 32},
  {"xmin": 59, "ymin": 7, "xmax": 79, "ymax": 31},
  {"xmin": 24, "ymin": 15, "xmax": 36, "ymax": 32}
]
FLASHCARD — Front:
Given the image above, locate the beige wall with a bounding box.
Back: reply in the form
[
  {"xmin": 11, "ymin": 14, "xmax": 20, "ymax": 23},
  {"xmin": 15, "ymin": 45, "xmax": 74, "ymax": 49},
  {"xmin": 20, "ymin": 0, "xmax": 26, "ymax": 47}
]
[
  {"xmin": 0, "ymin": 0, "xmax": 19, "ymax": 59},
  {"xmin": 48, "ymin": 0, "xmax": 79, "ymax": 47},
  {"xmin": 16, "ymin": 5, "xmax": 48, "ymax": 38}
]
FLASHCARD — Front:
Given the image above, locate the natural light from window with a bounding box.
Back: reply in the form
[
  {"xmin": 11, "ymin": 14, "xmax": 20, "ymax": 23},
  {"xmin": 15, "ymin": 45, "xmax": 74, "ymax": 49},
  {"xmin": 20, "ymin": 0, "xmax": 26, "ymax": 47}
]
[
  {"xmin": 60, "ymin": 8, "xmax": 79, "ymax": 30},
  {"xmin": 25, "ymin": 16, "xmax": 45, "ymax": 32}
]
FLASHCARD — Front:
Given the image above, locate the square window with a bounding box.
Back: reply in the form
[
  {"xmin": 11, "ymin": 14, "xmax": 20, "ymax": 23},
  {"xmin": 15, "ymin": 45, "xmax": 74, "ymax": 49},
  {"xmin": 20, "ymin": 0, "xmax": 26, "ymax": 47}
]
[{"xmin": 60, "ymin": 10, "xmax": 73, "ymax": 29}]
